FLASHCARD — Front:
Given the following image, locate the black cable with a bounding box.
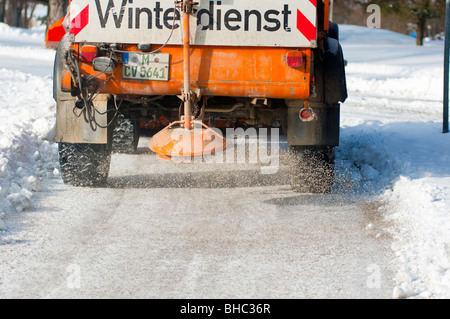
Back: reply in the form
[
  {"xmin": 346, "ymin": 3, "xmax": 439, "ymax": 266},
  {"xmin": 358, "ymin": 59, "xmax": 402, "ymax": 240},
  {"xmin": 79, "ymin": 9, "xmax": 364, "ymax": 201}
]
[
  {"xmin": 68, "ymin": 48, "xmax": 120, "ymax": 131},
  {"xmin": 67, "ymin": 0, "xmax": 179, "ymax": 131}
]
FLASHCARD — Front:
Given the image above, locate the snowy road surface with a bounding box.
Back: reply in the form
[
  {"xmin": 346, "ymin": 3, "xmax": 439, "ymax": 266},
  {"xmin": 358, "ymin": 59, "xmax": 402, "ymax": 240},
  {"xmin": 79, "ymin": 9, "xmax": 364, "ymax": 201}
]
[
  {"xmin": 1, "ymin": 24, "xmax": 450, "ymax": 298},
  {"xmin": 0, "ymin": 140, "xmax": 395, "ymax": 298}
]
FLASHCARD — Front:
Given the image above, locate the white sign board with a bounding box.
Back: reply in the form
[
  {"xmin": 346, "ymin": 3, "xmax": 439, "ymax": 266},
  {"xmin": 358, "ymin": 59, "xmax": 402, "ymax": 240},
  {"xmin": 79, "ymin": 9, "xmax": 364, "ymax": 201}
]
[{"xmin": 69, "ymin": 0, "xmax": 318, "ymax": 47}]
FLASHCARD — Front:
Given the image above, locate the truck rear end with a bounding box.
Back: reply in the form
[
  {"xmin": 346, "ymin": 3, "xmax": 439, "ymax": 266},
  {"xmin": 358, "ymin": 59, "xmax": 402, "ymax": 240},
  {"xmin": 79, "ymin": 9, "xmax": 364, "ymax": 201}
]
[{"xmin": 53, "ymin": 0, "xmax": 347, "ymax": 192}]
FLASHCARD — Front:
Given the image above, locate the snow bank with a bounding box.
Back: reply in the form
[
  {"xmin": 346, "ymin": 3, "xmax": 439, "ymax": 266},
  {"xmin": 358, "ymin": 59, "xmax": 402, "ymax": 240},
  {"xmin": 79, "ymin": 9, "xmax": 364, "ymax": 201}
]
[
  {"xmin": 341, "ymin": 25, "xmax": 444, "ymax": 102},
  {"xmin": 346, "ymin": 65, "xmax": 442, "ymax": 102},
  {"xmin": 0, "ymin": 23, "xmax": 58, "ymax": 227},
  {"xmin": 383, "ymin": 176, "xmax": 450, "ymax": 298},
  {"xmin": 336, "ymin": 121, "xmax": 450, "ymax": 298},
  {"xmin": 340, "ymin": 25, "xmax": 450, "ymax": 298}
]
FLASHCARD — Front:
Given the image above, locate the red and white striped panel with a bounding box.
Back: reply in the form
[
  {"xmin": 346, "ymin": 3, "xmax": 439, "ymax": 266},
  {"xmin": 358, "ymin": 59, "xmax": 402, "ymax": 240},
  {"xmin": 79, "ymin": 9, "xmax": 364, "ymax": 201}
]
[
  {"xmin": 69, "ymin": 3, "xmax": 89, "ymax": 36},
  {"xmin": 297, "ymin": 0, "xmax": 317, "ymax": 43}
]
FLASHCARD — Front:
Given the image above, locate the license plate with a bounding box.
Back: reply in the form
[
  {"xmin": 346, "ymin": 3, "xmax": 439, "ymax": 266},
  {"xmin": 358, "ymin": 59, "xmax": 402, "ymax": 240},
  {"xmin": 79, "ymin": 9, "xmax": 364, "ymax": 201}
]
[{"xmin": 122, "ymin": 52, "xmax": 169, "ymax": 81}]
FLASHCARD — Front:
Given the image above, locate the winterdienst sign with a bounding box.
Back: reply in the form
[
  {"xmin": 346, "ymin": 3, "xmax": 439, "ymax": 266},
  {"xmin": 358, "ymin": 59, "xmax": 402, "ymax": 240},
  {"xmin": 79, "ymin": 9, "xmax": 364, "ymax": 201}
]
[{"xmin": 69, "ymin": 0, "xmax": 318, "ymax": 47}]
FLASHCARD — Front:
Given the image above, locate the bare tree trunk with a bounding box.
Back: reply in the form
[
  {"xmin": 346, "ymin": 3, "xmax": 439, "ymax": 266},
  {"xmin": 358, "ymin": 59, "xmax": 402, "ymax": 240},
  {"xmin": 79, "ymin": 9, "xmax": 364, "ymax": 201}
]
[
  {"xmin": 22, "ymin": 2, "xmax": 28, "ymax": 27},
  {"xmin": 21, "ymin": 2, "xmax": 37, "ymax": 28},
  {"xmin": 25, "ymin": 3, "xmax": 36, "ymax": 28},
  {"xmin": 47, "ymin": 0, "xmax": 68, "ymax": 27},
  {"xmin": 6, "ymin": 0, "xmax": 22, "ymax": 27},
  {"xmin": 416, "ymin": 17, "xmax": 426, "ymax": 46},
  {"xmin": 0, "ymin": 0, "xmax": 6, "ymax": 23}
]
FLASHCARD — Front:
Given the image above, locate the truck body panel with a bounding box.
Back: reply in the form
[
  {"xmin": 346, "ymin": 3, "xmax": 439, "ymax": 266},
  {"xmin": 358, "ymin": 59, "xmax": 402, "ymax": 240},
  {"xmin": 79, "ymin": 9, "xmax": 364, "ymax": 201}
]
[{"xmin": 62, "ymin": 44, "xmax": 311, "ymax": 99}]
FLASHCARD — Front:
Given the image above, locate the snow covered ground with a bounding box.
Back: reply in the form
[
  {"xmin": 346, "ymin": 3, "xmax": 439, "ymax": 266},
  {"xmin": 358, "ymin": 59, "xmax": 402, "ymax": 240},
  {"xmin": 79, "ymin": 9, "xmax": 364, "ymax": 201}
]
[
  {"xmin": 0, "ymin": 23, "xmax": 449, "ymax": 298},
  {"xmin": 339, "ymin": 25, "xmax": 450, "ymax": 298},
  {"xmin": 0, "ymin": 24, "xmax": 58, "ymax": 227}
]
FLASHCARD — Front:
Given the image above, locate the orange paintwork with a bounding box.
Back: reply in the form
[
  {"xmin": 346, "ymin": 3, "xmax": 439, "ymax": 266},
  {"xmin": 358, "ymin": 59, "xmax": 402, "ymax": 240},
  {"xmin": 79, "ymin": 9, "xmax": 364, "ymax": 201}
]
[
  {"xmin": 61, "ymin": 68, "xmax": 72, "ymax": 92},
  {"xmin": 45, "ymin": 17, "xmax": 65, "ymax": 49},
  {"xmin": 324, "ymin": 0, "xmax": 330, "ymax": 31},
  {"xmin": 148, "ymin": 120, "xmax": 226, "ymax": 157},
  {"xmin": 62, "ymin": 44, "xmax": 311, "ymax": 100}
]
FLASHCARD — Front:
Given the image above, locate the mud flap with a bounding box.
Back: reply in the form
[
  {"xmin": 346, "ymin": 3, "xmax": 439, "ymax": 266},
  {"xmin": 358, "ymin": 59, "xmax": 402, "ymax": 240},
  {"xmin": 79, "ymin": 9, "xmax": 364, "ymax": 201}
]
[
  {"xmin": 55, "ymin": 94, "xmax": 108, "ymax": 144},
  {"xmin": 324, "ymin": 37, "xmax": 348, "ymax": 105},
  {"xmin": 286, "ymin": 102, "xmax": 340, "ymax": 146},
  {"xmin": 53, "ymin": 34, "xmax": 108, "ymax": 144}
]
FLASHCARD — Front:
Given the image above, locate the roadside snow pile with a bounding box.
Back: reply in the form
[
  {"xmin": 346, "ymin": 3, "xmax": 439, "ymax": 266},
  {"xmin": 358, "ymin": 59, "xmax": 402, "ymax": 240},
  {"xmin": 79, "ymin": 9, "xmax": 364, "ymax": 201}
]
[
  {"xmin": 341, "ymin": 25, "xmax": 444, "ymax": 103},
  {"xmin": 384, "ymin": 176, "xmax": 450, "ymax": 299},
  {"xmin": 0, "ymin": 24, "xmax": 58, "ymax": 228},
  {"xmin": 379, "ymin": 123, "xmax": 450, "ymax": 299},
  {"xmin": 340, "ymin": 25, "xmax": 450, "ymax": 298},
  {"xmin": 335, "ymin": 121, "xmax": 401, "ymax": 193},
  {"xmin": 0, "ymin": 23, "xmax": 46, "ymax": 45},
  {"xmin": 337, "ymin": 121, "xmax": 450, "ymax": 298},
  {"xmin": 347, "ymin": 65, "xmax": 442, "ymax": 102}
]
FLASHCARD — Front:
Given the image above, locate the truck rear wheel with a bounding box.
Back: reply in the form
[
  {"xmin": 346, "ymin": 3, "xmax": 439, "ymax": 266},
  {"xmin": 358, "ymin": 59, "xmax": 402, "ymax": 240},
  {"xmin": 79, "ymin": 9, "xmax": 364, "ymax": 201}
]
[
  {"xmin": 289, "ymin": 146, "xmax": 335, "ymax": 193},
  {"xmin": 112, "ymin": 114, "xmax": 139, "ymax": 154},
  {"xmin": 58, "ymin": 143, "xmax": 112, "ymax": 187}
]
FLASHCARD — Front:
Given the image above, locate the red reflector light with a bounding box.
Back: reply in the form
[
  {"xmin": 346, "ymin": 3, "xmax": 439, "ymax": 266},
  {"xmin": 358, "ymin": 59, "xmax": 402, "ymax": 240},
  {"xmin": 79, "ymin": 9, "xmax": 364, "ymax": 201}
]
[
  {"xmin": 80, "ymin": 45, "xmax": 98, "ymax": 63},
  {"xmin": 300, "ymin": 108, "xmax": 315, "ymax": 121},
  {"xmin": 286, "ymin": 51, "xmax": 303, "ymax": 68},
  {"xmin": 300, "ymin": 109, "xmax": 312, "ymax": 119}
]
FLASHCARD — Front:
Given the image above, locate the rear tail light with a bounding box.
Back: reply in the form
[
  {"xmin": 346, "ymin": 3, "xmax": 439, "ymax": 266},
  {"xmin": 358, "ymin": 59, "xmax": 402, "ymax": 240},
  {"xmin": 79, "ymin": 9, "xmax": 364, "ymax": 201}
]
[
  {"xmin": 80, "ymin": 45, "xmax": 98, "ymax": 63},
  {"xmin": 285, "ymin": 51, "xmax": 303, "ymax": 68}
]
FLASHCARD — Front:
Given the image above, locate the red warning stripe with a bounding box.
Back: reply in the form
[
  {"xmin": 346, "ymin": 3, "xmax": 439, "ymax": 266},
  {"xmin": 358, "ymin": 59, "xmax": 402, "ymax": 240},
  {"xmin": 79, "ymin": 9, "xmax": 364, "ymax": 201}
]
[
  {"xmin": 70, "ymin": 5, "xmax": 89, "ymax": 36},
  {"xmin": 296, "ymin": 9, "xmax": 316, "ymax": 42}
]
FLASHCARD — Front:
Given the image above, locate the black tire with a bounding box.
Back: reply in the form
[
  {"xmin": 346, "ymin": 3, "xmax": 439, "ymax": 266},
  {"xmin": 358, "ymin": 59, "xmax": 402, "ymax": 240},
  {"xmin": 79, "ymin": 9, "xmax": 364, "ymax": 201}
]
[
  {"xmin": 58, "ymin": 142, "xmax": 112, "ymax": 187},
  {"xmin": 112, "ymin": 114, "xmax": 139, "ymax": 153},
  {"xmin": 324, "ymin": 38, "xmax": 348, "ymax": 105},
  {"xmin": 289, "ymin": 146, "xmax": 335, "ymax": 193},
  {"xmin": 328, "ymin": 22, "xmax": 339, "ymax": 41}
]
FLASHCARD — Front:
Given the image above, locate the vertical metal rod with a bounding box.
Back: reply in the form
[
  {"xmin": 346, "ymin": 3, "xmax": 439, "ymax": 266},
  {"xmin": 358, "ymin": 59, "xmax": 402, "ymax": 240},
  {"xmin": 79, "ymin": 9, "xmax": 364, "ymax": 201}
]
[
  {"xmin": 182, "ymin": 0, "xmax": 192, "ymax": 129},
  {"xmin": 444, "ymin": 0, "xmax": 450, "ymax": 133},
  {"xmin": 329, "ymin": 0, "xmax": 334, "ymax": 22}
]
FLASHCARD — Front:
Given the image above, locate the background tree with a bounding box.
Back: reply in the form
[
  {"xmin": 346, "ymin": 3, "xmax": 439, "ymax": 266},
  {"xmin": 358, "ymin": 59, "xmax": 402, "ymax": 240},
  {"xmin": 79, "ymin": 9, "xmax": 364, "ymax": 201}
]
[
  {"xmin": 409, "ymin": 0, "xmax": 445, "ymax": 45},
  {"xmin": 0, "ymin": 1, "xmax": 6, "ymax": 23},
  {"xmin": 0, "ymin": 0, "xmax": 49, "ymax": 28},
  {"xmin": 332, "ymin": 0, "xmax": 365, "ymax": 24},
  {"xmin": 355, "ymin": 0, "xmax": 445, "ymax": 45},
  {"xmin": 47, "ymin": 0, "xmax": 68, "ymax": 28}
]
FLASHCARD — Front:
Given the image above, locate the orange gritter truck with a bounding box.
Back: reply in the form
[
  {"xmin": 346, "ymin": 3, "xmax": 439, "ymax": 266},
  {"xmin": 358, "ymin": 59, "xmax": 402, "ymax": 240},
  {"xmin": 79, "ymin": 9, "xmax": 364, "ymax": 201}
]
[{"xmin": 51, "ymin": 0, "xmax": 347, "ymax": 192}]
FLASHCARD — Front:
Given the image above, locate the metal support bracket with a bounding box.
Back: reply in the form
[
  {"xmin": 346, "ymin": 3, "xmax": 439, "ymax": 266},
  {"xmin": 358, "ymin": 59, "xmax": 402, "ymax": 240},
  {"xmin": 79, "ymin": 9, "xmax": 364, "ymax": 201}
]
[{"xmin": 176, "ymin": 0, "xmax": 198, "ymax": 13}]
